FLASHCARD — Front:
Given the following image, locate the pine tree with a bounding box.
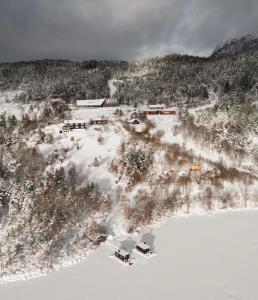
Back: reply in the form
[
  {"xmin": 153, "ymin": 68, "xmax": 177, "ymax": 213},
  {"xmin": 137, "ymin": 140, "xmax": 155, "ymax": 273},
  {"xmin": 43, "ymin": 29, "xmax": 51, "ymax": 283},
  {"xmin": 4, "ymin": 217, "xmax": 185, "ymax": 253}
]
[
  {"xmin": 7, "ymin": 115, "xmax": 18, "ymax": 129},
  {"xmin": 0, "ymin": 113, "xmax": 7, "ymax": 129}
]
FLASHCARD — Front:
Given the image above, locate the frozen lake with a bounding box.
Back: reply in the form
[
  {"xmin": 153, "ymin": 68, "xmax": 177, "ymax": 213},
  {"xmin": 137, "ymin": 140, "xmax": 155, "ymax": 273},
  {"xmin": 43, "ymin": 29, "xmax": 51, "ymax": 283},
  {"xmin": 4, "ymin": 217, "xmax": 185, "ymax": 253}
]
[{"xmin": 1, "ymin": 210, "xmax": 258, "ymax": 300}]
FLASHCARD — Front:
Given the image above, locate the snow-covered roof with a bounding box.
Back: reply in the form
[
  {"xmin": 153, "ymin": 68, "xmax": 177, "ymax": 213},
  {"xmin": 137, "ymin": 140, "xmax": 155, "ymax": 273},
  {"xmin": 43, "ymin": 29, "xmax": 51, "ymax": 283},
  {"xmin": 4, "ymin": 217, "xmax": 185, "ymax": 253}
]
[
  {"xmin": 77, "ymin": 99, "xmax": 106, "ymax": 107},
  {"xmin": 90, "ymin": 119, "xmax": 108, "ymax": 122},
  {"xmin": 149, "ymin": 104, "xmax": 165, "ymax": 109},
  {"xmin": 64, "ymin": 120, "xmax": 87, "ymax": 124},
  {"xmin": 137, "ymin": 242, "xmax": 151, "ymax": 250},
  {"xmin": 116, "ymin": 249, "xmax": 130, "ymax": 257},
  {"xmin": 105, "ymin": 98, "xmax": 118, "ymax": 103},
  {"xmin": 163, "ymin": 107, "xmax": 177, "ymax": 111}
]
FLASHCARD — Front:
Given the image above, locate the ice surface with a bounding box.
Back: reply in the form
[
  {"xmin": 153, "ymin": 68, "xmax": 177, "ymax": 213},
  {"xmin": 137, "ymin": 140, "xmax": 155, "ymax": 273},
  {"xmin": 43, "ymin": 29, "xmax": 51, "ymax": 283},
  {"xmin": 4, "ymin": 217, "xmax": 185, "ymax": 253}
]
[{"xmin": 1, "ymin": 210, "xmax": 258, "ymax": 300}]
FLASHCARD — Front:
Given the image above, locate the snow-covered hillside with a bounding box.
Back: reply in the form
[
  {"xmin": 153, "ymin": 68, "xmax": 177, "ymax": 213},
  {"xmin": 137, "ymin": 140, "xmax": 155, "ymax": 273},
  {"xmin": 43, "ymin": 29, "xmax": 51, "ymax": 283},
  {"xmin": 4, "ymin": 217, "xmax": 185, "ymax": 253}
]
[
  {"xmin": 1, "ymin": 98, "xmax": 258, "ymax": 281},
  {"xmin": 40, "ymin": 108, "xmax": 124, "ymax": 190}
]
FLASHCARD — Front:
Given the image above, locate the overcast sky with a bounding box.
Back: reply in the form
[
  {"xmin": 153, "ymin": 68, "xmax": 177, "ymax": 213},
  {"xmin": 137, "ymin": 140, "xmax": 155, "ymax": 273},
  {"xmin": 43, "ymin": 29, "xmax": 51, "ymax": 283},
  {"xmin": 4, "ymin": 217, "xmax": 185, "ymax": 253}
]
[{"xmin": 0, "ymin": 0, "xmax": 257, "ymax": 63}]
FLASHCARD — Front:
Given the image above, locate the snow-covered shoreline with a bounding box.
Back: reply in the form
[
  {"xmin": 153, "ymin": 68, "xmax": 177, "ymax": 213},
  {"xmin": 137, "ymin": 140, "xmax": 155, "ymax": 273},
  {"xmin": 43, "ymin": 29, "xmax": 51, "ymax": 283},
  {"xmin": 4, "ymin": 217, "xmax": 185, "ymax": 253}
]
[
  {"xmin": 1, "ymin": 206, "xmax": 257, "ymax": 284},
  {"xmin": 1, "ymin": 208, "xmax": 258, "ymax": 300}
]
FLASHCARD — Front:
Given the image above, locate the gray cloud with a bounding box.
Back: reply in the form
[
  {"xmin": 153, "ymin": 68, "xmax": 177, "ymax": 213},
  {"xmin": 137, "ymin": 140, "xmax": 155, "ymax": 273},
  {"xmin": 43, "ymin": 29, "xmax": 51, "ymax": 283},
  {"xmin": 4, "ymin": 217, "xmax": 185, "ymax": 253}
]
[{"xmin": 0, "ymin": 0, "xmax": 257, "ymax": 62}]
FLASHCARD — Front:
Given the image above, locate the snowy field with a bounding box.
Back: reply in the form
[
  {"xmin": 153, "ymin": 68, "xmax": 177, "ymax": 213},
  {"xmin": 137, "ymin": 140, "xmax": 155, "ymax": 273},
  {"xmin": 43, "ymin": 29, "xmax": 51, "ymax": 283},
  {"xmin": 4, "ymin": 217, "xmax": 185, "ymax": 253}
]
[
  {"xmin": 39, "ymin": 106, "xmax": 131, "ymax": 192},
  {"xmin": 1, "ymin": 210, "xmax": 258, "ymax": 300}
]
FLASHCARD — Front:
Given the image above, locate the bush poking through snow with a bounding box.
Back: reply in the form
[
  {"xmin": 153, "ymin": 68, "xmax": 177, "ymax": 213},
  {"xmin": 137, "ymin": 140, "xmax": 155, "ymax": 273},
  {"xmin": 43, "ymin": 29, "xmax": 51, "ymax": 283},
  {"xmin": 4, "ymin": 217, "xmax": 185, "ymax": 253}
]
[
  {"xmin": 93, "ymin": 157, "xmax": 100, "ymax": 167},
  {"xmin": 97, "ymin": 135, "xmax": 104, "ymax": 145}
]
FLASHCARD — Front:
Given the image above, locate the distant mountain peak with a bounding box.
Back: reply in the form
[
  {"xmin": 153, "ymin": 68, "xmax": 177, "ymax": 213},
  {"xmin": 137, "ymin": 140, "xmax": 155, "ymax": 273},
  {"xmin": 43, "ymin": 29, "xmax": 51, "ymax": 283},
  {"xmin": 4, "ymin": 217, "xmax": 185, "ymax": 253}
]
[{"xmin": 211, "ymin": 32, "xmax": 258, "ymax": 58}]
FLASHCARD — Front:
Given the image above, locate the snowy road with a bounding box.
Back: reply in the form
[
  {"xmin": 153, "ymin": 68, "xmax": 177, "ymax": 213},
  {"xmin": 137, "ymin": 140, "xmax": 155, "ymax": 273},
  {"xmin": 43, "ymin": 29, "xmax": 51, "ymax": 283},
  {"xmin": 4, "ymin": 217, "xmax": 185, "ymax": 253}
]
[{"xmin": 1, "ymin": 210, "xmax": 258, "ymax": 300}]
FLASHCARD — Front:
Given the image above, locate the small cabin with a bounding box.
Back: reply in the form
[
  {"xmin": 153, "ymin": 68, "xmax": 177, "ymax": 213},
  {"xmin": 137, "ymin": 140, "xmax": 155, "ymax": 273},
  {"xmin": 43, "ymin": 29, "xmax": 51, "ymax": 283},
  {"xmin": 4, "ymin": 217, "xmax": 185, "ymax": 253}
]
[
  {"xmin": 60, "ymin": 120, "xmax": 86, "ymax": 133},
  {"xmin": 60, "ymin": 124, "xmax": 71, "ymax": 133},
  {"xmin": 90, "ymin": 119, "xmax": 108, "ymax": 125},
  {"xmin": 189, "ymin": 165, "xmax": 202, "ymax": 172},
  {"xmin": 143, "ymin": 110, "xmax": 160, "ymax": 115},
  {"xmin": 115, "ymin": 249, "xmax": 130, "ymax": 262},
  {"xmin": 64, "ymin": 120, "xmax": 86, "ymax": 129},
  {"xmin": 136, "ymin": 242, "xmax": 151, "ymax": 254}
]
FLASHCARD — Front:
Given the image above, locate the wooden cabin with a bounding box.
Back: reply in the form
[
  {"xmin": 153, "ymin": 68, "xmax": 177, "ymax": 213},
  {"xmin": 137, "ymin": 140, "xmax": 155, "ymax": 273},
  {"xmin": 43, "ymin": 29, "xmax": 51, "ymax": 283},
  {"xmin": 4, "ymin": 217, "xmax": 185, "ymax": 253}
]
[
  {"xmin": 59, "ymin": 124, "xmax": 71, "ymax": 133},
  {"xmin": 143, "ymin": 110, "xmax": 160, "ymax": 115},
  {"xmin": 115, "ymin": 249, "xmax": 130, "ymax": 262},
  {"xmin": 136, "ymin": 242, "xmax": 151, "ymax": 254},
  {"xmin": 144, "ymin": 109, "xmax": 176, "ymax": 116},
  {"xmin": 90, "ymin": 119, "xmax": 108, "ymax": 125},
  {"xmin": 60, "ymin": 120, "xmax": 86, "ymax": 133},
  {"xmin": 64, "ymin": 120, "xmax": 86, "ymax": 129},
  {"xmin": 189, "ymin": 165, "xmax": 202, "ymax": 172}
]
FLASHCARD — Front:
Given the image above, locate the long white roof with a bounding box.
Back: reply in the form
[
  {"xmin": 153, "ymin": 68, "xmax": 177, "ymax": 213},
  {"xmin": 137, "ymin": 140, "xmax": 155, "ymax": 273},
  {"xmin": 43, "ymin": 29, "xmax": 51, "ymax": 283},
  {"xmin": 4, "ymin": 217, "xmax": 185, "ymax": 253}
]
[
  {"xmin": 77, "ymin": 99, "xmax": 106, "ymax": 106},
  {"xmin": 149, "ymin": 104, "xmax": 165, "ymax": 109},
  {"xmin": 64, "ymin": 120, "xmax": 87, "ymax": 124}
]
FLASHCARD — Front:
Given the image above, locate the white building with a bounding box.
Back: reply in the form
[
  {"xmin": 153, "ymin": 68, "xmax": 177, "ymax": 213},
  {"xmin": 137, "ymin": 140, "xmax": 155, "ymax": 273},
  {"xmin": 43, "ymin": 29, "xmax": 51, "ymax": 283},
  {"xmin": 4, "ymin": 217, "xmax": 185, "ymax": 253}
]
[
  {"xmin": 76, "ymin": 98, "xmax": 119, "ymax": 108},
  {"xmin": 105, "ymin": 98, "xmax": 119, "ymax": 107},
  {"xmin": 76, "ymin": 99, "xmax": 106, "ymax": 108}
]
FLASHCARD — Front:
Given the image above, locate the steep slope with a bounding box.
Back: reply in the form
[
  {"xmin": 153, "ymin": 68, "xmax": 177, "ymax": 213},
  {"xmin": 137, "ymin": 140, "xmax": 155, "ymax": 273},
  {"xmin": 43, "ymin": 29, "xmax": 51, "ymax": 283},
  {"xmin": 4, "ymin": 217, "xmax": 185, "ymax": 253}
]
[
  {"xmin": 211, "ymin": 33, "xmax": 258, "ymax": 58},
  {"xmin": 0, "ymin": 60, "xmax": 128, "ymax": 101}
]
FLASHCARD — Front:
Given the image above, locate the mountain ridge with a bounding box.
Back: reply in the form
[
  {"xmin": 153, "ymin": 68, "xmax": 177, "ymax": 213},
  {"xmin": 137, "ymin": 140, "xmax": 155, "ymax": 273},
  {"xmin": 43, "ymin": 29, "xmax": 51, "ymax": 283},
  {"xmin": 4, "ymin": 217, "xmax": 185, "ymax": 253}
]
[
  {"xmin": 0, "ymin": 33, "xmax": 257, "ymax": 106},
  {"xmin": 211, "ymin": 32, "xmax": 258, "ymax": 58}
]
